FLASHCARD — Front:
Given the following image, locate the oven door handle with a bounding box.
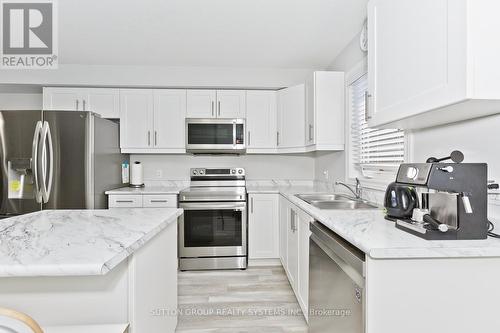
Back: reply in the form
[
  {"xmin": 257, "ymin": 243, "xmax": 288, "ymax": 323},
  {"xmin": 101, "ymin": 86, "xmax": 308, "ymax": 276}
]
[{"xmin": 179, "ymin": 202, "xmax": 247, "ymax": 210}]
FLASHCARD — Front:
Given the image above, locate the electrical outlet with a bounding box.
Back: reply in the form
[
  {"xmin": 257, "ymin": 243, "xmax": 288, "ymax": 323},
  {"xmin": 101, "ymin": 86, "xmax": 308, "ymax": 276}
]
[
  {"xmin": 155, "ymin": 169, "xmax": 163, "ymax": 178},
  {"xmin": 323, "ymin": 170, "xmax": 329, "ymax": 180}
]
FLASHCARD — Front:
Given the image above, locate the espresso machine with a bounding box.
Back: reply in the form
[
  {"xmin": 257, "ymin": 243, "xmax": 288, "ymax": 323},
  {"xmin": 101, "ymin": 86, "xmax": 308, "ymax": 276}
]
[{"xmin": 386, "ymin": 151, "xmax": 491, "ymax": 240}]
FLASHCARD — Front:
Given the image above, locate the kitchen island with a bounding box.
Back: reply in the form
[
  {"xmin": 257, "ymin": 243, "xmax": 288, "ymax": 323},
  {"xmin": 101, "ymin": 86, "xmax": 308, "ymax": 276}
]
[{"xmin": 0, "ymin": 208, "xmax": 182, "ymax": 332}]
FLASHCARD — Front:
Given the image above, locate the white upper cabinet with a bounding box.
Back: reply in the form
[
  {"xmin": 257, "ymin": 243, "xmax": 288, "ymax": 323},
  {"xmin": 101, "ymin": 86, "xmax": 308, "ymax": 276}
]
[
  {"xmin": 43, "ymin": 87, "xmax": 83, "ymax": 111},
  {"xmin": 367, "ymin": 0, "xmax": 500, "ymax": 129},
  {"xmin": 85, "ymin": 88, "xmax": 120, "ymax": 118},
  {"xmin": 120, "ymin": 89, "xmax": 187, "ymax": 152},
  {"xmin": 43, "ymin": 87, "xmax": 120, "ymax": 118},
  {"xmin": 153, "ymin": 90, "xmax": 187, "ymax": 151},
  {"xmin": 246, "ymin": 91, "xmax": 277, "ymax": 151},
  {"xmin": 305, "ymin": 71, "xmax": 345, "ymax": 150},
  {"xmin": 248, "ymin": 194, "xmax": 279, "ymax": 259},
  {"xmin": 186, "ymin": 90, "xmax": 246, "ymax": 118},
  {"xmin": 119, "ymin": 89, "xmax": 154, "ymax": 149},
  {"xmin": 216, "ymin": 90, "xmax": 246, "ymax": 118},
  {"xmin": 186, "ymin": 90, "xmax": 216, "ymax": 118},
  {"xmin": 277, "ymin": 84, "xmax": 306, "ymax": 151}
]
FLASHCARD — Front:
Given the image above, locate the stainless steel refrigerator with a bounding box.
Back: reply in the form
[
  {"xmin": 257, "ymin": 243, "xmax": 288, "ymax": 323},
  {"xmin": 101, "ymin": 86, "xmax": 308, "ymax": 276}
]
[{"xmin": 0, "ymin": 110, "xmax": 126, "ymax": 218}]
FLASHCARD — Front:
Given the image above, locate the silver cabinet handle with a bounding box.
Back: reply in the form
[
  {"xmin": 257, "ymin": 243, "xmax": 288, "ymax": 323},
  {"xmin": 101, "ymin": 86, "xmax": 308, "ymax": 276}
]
[
  {"xmin": 248, "ymin": 131, "xmax": 251, "ymax": 146},
  {"xmin": 365, "ymin": 91, "xmax": 372, "ymax": 121},
  {"xmin": 251, "ymin": 197, "xmax": 254, "ymax": 213},
  {"xmin": 116, "ymin": 200, "xmax": 134, "ymax": 203},
  {"xmin": 148, "ymin": 131, "xmax": 151, "ymax": 146},
  {"xmin": 150, "ymin": 200, "xmax": 168, "ymax": 203},
  {"xmin": 83, "ymin": 99, "xmax": 86, "ymax": 111},
  {"xmin": 76, "ymin": 99, "xmax": 79, "ymax": 110},
  {"xmin": 211, "ymin": 101, "xmax": 214, "ymax": 117},
  {"xmin": 309, "ymin": 124, "xmax": 313, "ymax": 141},
  {"xmin": 155, "ymin": 131, "xmax": 158, "ymax": 146},
  {"xmin": 277, "ymin": 132, "xmax": 280, "ymax": 146},
  {"xmin": 218, "ymin": 101, "xmax": 221, "ymax": 116}
]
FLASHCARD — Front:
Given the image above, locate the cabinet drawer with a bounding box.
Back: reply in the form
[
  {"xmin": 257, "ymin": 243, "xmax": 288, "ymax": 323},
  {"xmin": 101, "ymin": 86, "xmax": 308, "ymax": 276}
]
[
  {"xmin": 142, "ymin": 195, "xmax": 177, "ymax": 208},
  {"xmin": 108, "ymin": 195, "xmax": 143, "ymax": 208}
]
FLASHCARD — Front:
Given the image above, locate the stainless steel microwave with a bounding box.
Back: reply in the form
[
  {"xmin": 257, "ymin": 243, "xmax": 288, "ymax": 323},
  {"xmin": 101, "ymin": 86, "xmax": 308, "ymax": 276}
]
[{"xmin": 185, "ymin": 118, "xmax": 246, "ymax": 154}]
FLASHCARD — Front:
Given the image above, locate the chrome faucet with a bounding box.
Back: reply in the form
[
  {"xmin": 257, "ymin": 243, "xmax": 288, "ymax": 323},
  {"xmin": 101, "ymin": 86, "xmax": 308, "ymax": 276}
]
[{"xmin": 335, "ymin": 178, "xmax": 362, "ymax": 199}]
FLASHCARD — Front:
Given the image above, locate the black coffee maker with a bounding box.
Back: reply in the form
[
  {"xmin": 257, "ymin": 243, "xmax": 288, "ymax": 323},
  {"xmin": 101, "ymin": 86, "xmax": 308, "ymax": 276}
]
[{"xmin": 384, "ymin": 151, "xmax": 491, "ymax": 240}]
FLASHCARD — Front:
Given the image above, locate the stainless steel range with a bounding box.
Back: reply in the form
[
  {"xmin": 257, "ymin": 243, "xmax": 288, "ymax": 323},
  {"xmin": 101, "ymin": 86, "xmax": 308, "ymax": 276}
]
[{"xmin": 178, "ymin": 168, "xmax": 247, "ymax": 270}]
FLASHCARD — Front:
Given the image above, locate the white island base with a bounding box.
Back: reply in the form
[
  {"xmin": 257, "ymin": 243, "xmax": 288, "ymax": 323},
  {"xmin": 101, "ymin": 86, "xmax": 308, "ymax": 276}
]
[{"xmin": 0, "ymin": 216, "xmax": 178, "ymax": 333}]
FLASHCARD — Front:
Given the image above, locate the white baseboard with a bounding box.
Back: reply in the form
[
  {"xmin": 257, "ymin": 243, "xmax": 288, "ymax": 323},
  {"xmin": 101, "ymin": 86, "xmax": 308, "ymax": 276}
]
[{"xmin": 248, "ymin": 258, "xmax": 282, "ymax": 267}]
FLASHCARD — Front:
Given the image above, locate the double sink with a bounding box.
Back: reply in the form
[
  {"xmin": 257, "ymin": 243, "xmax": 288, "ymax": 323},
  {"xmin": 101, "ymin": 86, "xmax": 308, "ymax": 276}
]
[{"xmin": 295, "ymin": 193, "xmax": 378, "ymax": 210}]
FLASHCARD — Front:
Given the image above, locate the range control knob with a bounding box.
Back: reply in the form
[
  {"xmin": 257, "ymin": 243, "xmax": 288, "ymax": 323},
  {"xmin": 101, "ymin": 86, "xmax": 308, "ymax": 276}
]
[
  {"xmin": 193, "ymin": 170, "xmax": 198, "ymax": 175},
  {"xmin": 231, "ymin": 169, "xmax": 236, "ymax": 174},
  {"xmin": 238, "ymin": 169, "xmax": 243, "ymax": 174},
  {"xmin": 199, "ymin": 169, "xmax": 205, "ymax": 175}
]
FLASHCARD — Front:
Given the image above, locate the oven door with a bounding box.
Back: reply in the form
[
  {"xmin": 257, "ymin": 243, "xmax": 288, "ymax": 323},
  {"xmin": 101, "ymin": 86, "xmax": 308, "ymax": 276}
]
[
  {"xmin": 179, "ymin": 201, "xmax": 247, "ymax": 257},
  {"xmin": 185, "ymin": 118, "xmax": 245, "ymax": 153}
]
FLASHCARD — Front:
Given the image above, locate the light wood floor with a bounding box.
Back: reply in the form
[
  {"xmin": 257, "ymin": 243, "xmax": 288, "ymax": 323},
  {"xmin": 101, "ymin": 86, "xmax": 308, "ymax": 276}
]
[{"xmin": 176, "ymin": 266, "xmax": 308, "ymax": 333}]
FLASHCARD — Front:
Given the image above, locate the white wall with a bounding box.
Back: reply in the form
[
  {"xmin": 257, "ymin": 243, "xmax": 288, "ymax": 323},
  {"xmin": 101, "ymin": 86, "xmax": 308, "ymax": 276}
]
[
  {"xmin": 321, "ymin": 31, "xmax": 500, "ymax": 221},
  {"xmin": 131, "ymin": 154, "xmax": 315, "ymax": 181},
  {"xmin": 0, "ymin": 86, "xmax": 43, "ymax": 110},
  {"xmin": 0, "ymin": 65, "xmax": 313, "ymax": 89},
  {"xmin": 0, "ymin": 94, "xmax": 42, "ymax": 110}
]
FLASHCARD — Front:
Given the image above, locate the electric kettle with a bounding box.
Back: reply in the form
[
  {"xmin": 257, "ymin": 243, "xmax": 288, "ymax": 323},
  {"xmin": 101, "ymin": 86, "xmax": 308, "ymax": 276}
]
[{"xmin": 384, "ymin": 182, "xmax": 418, "ymax": 221}]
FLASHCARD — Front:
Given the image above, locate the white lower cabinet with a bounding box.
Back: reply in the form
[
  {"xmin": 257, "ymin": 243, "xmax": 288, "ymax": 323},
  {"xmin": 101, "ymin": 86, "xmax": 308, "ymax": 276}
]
[
  {"xmin": 279, "ymin": 195, "xmax": 290, "ymax": 266},
  {"xmin": 108, "ymin": 195, "xmax": 143, "ymax": 208},
  {"xmin": 108, "ymin": 194, "xmax": 178, "ymax": 208},
  {"xmin": 297, "ymin": 208, "xmax": 313, "ymax": 320},
  {"xmin": 248, "ymin": 194, "xmax": 280, "ymax": 259},
  {"xmin": 279, "ymin": 196, "xmax": 313, "ymax": 321}
]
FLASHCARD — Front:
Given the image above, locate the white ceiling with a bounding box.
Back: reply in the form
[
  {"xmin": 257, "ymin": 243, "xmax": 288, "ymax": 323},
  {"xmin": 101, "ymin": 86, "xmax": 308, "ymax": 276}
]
[{"xmin": 58, "ymin": 0, "xmax": 367, "ymax": 69}]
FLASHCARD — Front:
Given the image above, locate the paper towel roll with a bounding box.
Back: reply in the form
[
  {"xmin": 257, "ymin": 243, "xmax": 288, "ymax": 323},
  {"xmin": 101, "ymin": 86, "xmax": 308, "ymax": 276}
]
[{"xmin": 130, "ymin": 161, "xmax": 144, "ymax": 187}]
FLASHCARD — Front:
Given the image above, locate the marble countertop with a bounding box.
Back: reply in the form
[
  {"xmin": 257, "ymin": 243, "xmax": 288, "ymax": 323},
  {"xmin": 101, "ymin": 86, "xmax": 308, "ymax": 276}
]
[
  {"xmin": 247, "ymin": 184, "xmax": 500, "ymax": 259},
  {"xmin": 0, "ymin": 208, "xmax": 183, "ymax": 277},
  {"xmin": 105, "ymin": 185, "xmax": 187, "ymax": 195}
]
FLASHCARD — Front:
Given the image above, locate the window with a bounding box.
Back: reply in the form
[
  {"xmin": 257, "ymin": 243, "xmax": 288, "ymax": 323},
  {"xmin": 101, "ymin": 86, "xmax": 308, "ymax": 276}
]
[{"xmin": 348, "ymin": 73, "xmax": 406, "ymax": 181}]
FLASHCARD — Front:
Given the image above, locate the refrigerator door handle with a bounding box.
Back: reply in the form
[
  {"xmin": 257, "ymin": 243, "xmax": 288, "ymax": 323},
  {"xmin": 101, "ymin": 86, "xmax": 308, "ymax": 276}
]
[
  {"xmin": 31, "ymin": 121, "xmax": 43, "ymax": 203},
  {"xmin": 40, "ymin": 121, "xmax": 54, "ymax": 203}
]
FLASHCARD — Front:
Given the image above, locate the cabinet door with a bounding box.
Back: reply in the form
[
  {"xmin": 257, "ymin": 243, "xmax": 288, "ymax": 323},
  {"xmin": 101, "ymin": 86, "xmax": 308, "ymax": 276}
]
[
  {"xmin": 43, "ymin": 87, "xmax": 82, "ymax": 111},
  {"xmin": 216, "ymin": 90, "xmax": 246, "ymax": 118},
  {"xmin": 246, "ymin": 91, "xmax": 277, "ymax": 149},
  {"xmin": 153, "ymin": 89, "xmax": 186, "ymax": 149},
  {"xmin": 248, "ymin": 194, "xmax": 279, "ymax": 259},
  {"xmin": 287, "ymin": 207, "xmax": 299, "ymax": 291},
  {"xmin": 85, "ymin": 88, "xmax": 120, "ymax": 118},
  {"xmin": 367, "ymin": 0, "xmax": 466, "ymax": 127},
  {"xmin": 119, "ymin": 89, "xmax": 154, "ymax": 149},
  {"xmin": 279, "ymin": 196, "xmax": 289, "ymax": 268},
  {"xmin": 297, "ymin": 212, "xmax": 312, "ymax": 317},
  {"xmin": 186, "ymin": 90, "xmax": 216, "ymax": 118},
  {"xmin": 108, "ymin": 195, "xmax": 143, "ymax": 208},
  {"xmin": 277, "ymin": 84, "xmax": 306, "ymax": 149},
  {"xmin": 305, "ymin": 76, "xmax": 315, "ymax": 145}
]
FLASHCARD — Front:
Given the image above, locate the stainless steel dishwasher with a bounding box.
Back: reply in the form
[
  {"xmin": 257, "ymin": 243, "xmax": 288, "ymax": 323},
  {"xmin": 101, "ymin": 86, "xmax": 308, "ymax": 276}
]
[{"xmin": 309, "ymin": 221, "xmax": 365, "ymax": 333}]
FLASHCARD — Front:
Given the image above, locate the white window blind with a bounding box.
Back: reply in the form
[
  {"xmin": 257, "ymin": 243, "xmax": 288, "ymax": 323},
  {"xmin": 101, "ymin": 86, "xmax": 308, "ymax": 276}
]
[{"xmin": 350, "ymin": 74, "xmax": 405, "ymax": 178}]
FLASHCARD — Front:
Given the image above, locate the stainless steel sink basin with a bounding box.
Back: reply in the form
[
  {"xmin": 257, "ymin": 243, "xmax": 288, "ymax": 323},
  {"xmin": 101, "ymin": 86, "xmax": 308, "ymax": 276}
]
[
  {"xmin": 309, "ymin": 200, "xmax": 378, "ymax": 210},
  {"xmin": 295, "ymin": 193, "xmax": 352, "ymax": 204},
  {"xmin": 295, "ymin": 193, "xmax": 378, "ymax": 210}
]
